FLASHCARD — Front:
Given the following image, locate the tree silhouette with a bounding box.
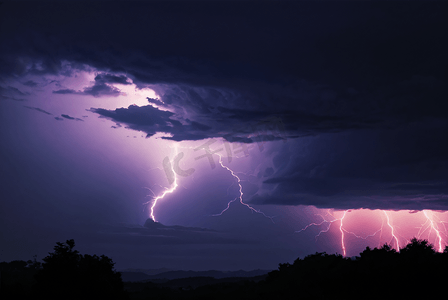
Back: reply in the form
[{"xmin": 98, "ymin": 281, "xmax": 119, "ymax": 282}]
[
  {"xmin": 34, "ymin": 239, "xmax": 127, "ymax": 300},
  {"xmin": 399, "ymin": 237, "xmax": 436, "ymax": 259},
  {"xmin": 259, "ymin": 238, "xmax": 448, "ymax": 300},
  {"xmin": 0, "ymin": 259, "xmax": 40, "ymax": 299},
  {"xmin": 3, "ymin": 237, "xmax": 446, "ymax": 300},
  {"xmin": 359, "ymin": 243, "xmax": 398, "ymax": 266}
]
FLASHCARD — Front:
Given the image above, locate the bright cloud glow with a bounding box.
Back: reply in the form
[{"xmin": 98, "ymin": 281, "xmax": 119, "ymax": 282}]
[
  {"xmin": 112, "ymin": 84, "xmax": 159, "ymax": 108},
  {"xmin": 297, "ymin": 208, "xmax": 448, "ymax": 257}
]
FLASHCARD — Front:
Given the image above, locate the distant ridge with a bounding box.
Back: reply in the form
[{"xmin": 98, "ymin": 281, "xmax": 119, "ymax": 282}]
[
  {"xmin": 120, "ymin": 269, "xmax": 272, "ymax": 282},
  {"xmin": 143, "ymin": 219, "xmax": 211, "ymax": 231},
  {"xmin": 120, "ymin": 267, "xmax": 173, "ymax": 276}
]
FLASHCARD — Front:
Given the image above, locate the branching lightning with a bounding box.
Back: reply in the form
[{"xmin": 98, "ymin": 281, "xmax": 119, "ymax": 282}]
[
  {"xmin": 296, "ymin": 210, "xmax": 341, "ymax": 240},
  {"xmin": 142, "ymin": 141, "xmax": 448, "ymax": 256},
  {"xmin": 144, "ymin": 141, "xmax": 276, "ymax": 224},
  {"xmin": 297, "ymin": 209, "xmax": 448, "ymax": 256},
  {"xmin": 419, "ymin": 210, "xmax": 447, "ymax": 252},
  {"xmin": 383, "ymin": 210, "xmax": 400, "ymax": 252},
  {"xmin": 211, "ymin": 198, "xmax": 238, "ymax": 217},
  {"xmin": 212, "ymin": 154, "xmax": 275, "ymax": 223},
  {"xmin": 144, "ymin": 147, "xmax": 179, "ymax": 222},
  {"xmin": 297, "ymin": 209, "xmax": 384, "ymax": 256},
  {"xmin": 296, "ymin": 210, "xmax": 350, "ymax": 256}
]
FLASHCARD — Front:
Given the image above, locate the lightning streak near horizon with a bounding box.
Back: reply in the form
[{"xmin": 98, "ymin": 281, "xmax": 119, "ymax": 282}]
[
  {"xmin": 420, "ymin": 210, "xmax": 447, "ymax": 252},
  {"xmin": 339, "ymin": 210, "xmax": 347, "ymax": 256},
  {"xmin": 383, "ymin": 210, "xmax": 400, "ymax": 252},
  {"xmin": 212, "ymin": 154, "xmax": 275, "ymax": 223},
  {"xmin": 297, "ymin": 209, "xmax": 448, "ymax": 256},
  {"xmin": 296, "ymin": 209, "xmax": 379, "ymax": 256}
]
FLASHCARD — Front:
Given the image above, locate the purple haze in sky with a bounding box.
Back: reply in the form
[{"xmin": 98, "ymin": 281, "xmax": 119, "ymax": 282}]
[{"xmin": 0, "ymin": 1, "xmax": 447, "ymax": 271}]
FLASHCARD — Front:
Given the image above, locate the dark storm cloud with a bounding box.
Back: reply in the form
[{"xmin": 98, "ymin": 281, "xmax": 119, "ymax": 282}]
[
  {"xmin": 1, "ymin": 2, "xmax": 447, "ymax": 210},
  {"xmin": 53, "ymin": 74, "xmax": 122, "ymax": 97},
  {"xmin": 90, "ymin": 104, "xmax": 215, "ymax": 141},
  {"xmin": 82, "ymin": 82, "xmax": 121, "ymax": 97},
  {"xmin": 91, "ymin": 105, "xmax": 174, "ymax": 127},
  {"xmin": 6, "ymin": 86, "xmax": 29, "ymax": 96},
  {"xmin": 248, "ymin": 122, "xmax": 448, "ymax": 210},
  {"xmin": 22, "ymin": 80, "xmax": 38, "ymax": 87},
  {"xmin": 91, "ymin": 101, "xmax": 288, "ymax": 143},
  {"xmin": 53, "ymin": 88, "xmax": 77, "ymax": 95},
  {"xmin": 2, "ymin": 2, "xmax": 445, "ymax": 86},
  {"xmin": 23, "ymin": 106, "xmax": 52, "ymax": 115},
  {"xmin": 61, "ymin": 114, "xmax": 75, "ymax": 120},
  {"xmin": 60, "ymin": 114, "xmax": 83, "ymax": 121},
  {"xmin": 147, "ymin": 97, "xmax": 164, "ymax": 106},
  {"xmin": 94, "ymin": 73, "xmax": 131, "ymax": 85},
  {"xmin": 0, "ymin": 95, "xmax": 25, "ymax": 101},
  {"xmin": 0, "ymin": 85, "xmax": 29, "ymax": 101},
  {"xmin": 2, "ymin": 2, "xmax": 446, "ymax": 132},
  {"xmin": 90, "ymin": 76, "xmax": 446, "ymax": 145}
]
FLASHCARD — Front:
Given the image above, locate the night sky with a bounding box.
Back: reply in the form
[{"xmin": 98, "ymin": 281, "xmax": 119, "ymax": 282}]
[{"xmin": 1, "ymin": 1, "xmax": 447, "ymax": 271}]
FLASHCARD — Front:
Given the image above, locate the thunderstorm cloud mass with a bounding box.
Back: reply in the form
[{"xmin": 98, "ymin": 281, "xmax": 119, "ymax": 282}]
[{"xmin": 1, "ymin": 1, "xmax": 447, "ymax": 271}]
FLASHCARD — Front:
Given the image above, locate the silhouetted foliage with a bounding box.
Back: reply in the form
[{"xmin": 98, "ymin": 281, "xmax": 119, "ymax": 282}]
[
  {"xmin": 0, "ymin": 259, "xmax": 41, "ymax": 299},
  {"xmin": 400, "ymin": 237, "xmax": 436, "ymax": 258},
  {"xmin": 2, "ymin": 238, "xmax": 448, "ymax": 300},
  {"xmin": 34, "ymin": 239, "xmax": 127, "ymax": 300},
  {"xmin": 259, "ymin": 238, "xmax": 448, "ymax": 300}
]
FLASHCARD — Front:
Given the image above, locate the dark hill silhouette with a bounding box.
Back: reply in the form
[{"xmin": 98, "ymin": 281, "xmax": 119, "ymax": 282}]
[
  {"xmin": 138, "ymin": 269, "xmax": 270, "ymax": 281},
  {"xmin": 120, "ymin": 271, "xmax": 153, "ymax": 282},
  {"xmin": 143, "ymin": 218, "xmax": 212, "ymax": 232},
  {"xmin": 152, "ymin": 275, "xmax": 267, "ymax": 289},
  {"xmin": 119, "ymin": 267, "xmax": 173, "ymax": 275},
  {"xmin": 120, "ymin": 269, "xmax": 270, "ymax": 282}
]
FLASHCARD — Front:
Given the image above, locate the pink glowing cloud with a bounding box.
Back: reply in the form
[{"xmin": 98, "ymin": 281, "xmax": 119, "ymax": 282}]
[{"xmin": 297, "ymin": 208, "xmax": 448, "ymax": 257}]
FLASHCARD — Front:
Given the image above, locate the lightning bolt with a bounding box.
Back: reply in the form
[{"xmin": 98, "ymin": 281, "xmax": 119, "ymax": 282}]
[
  {"xmin": 339, "ymin": 210, "xmax": 347, "ymax": 256},
  {"xmin": 296, "ymin": 209, "xmax": 381, "ymax": 257},
  {"xmin": 213, "ymin": 154, "xmax": 275, "ymax": 223},
  {"xmin": 421, "ymin": 210, "xmax": 445, "ymax": 252},
  {"xmin": 211, "ymin": 198, "xmax": 238, "ymax": 217},
  {"xmin": 144, "ymin": 147, "xmax": 179, "ymax": 222},
  {"xmin": 298, "ymin": 209, "xmax": 448, "ymax": 256},
  {"xmin": 296, "ymin": 210, "xmax": 340, "ymax": 240},
  {"xmin": 343, "ymin": 228, "xmax": 382, "ymax": 241},
  {"xmin": 383, "ymin": 210, "xmax": 400, "ymax": 252}
]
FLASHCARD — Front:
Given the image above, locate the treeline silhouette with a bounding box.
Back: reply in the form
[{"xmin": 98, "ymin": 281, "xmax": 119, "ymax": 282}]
[
  {"xmin": 1, "ymin": 238, "xmax": 447, "ymax": 300},
  {"xmin": 1, "ymin": 239, "xmax": 128, "ymax": 300},
  {"xmin": 262, "ymin": 238, "xmax": 448, "ymax": 300}
]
